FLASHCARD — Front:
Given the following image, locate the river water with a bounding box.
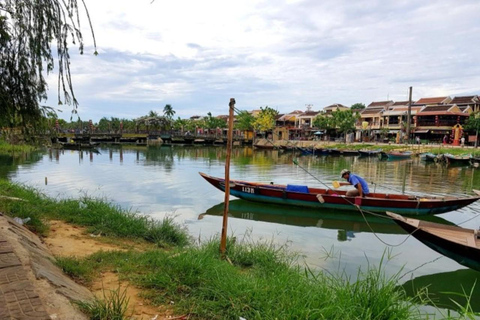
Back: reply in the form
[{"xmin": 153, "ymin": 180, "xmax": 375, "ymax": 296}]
[{"xmin": 2, "ymin": 145, "xmax": 480, "ymax": 312}]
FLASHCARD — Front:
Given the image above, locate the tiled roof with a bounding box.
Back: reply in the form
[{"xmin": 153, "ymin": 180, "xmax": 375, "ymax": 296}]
[
  {"xmin": 392, "ymin": 101, "xmax": 410, "ymax": 106},
  {"xmin": 298, "ymin": 111, "xmax": 320, "ymax": 116},
  {"xmin": 421, "ymin": 105, "xmax": 451, "ymax": 112},
  {"xmin": 360, "ymin": 109, "xmax": 383, "ymax": 115},
  {"xmin": 278, "ymin": 114, "xmax": 296, "ymax": 121},
  {"xmin": 324, "ymin": 103, "xmax": 348, "ymax": 109},
  {"xmin": 415, "ymin": 97, "xmax": 449, "ymax": 104},
  {"xmin": 367, "ymin": 101, "xmax": 393, "ymax": 107},
  {"xmin": 451, "ymin": 95, "xmax": 479, "ymax": 104}
]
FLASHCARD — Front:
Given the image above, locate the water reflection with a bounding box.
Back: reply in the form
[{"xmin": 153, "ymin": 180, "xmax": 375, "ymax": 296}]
[
  {"xmin": 0, "ymin": 151, "xmax": 43, "ymax": 179},
  {"xmin": 200, "ymin": 200, "xmax": 457, "ymax": 242},
  {"xmin": 402, "ymin": 269, "xmax": 480, "ymax": 313},
  {"xmin": 3, "ymin": 145, "xmax": 480, "ymax": 315}
]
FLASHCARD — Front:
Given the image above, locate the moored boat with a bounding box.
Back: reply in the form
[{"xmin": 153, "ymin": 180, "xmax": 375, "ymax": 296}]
[
  {"xmin": 420, "ymin": 152, "xmax": 437, "ymax": 162},
  {"xmin": 199, "ymin": 172, "xmax": 480, "ymax": 216},
  {"xmin": 330, "ymin": 149, "xmax": 360, "ymax": 156},
  {"xmin": 444, "ymin": 153, "xmax": 471, "ymax": 166},
  {"xmin": 358, "ymin": 149, "xmax": 382, "ymax": 157},
  {"xmin": 384, "ymin": 150, "xmax": 413, "ymax": 160},
  {"xmin": 387, "ymin": 211, "xmax": 480, "ymax": 272}
]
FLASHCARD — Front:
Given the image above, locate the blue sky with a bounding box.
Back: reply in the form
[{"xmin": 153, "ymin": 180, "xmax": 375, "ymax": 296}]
[{"xmin": 46, "ymin": 0, "xmax": 480, "ymax": 122}]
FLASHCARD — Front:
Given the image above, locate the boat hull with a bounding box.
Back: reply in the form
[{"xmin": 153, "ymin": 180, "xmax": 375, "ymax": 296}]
[
  {"xmin": 444, "ymin": 154, "xmax": 471, "ymax": 166},
  {"xmin": 200, "ymin": 173, "xmax": 480, "ymax": 216},
  {"xmin": 388, "ymin": 212, "xmax": 480, "ymax": 271}
]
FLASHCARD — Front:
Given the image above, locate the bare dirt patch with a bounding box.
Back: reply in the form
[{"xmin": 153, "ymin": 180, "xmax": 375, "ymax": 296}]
[{"xmin": 43, "ymin": 220, "xmax": 168, "ymax": 319}]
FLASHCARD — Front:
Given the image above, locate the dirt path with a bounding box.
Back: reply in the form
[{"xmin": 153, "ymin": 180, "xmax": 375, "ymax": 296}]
[{"xmin": 43, "ymin": 220, "xmax": 168, "ymax": 320}]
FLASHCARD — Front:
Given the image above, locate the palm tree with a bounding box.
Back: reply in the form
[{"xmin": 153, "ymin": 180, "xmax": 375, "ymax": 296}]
[
  {"xmin": 163, "ymin": 105, "xmax": 175, "ymax": 132},
  {"xmin": 163, "ymin": 105, "xmax": 175, "ymax": 120}
]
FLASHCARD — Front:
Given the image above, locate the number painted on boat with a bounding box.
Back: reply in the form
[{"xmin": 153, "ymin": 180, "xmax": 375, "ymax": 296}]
[{"xmin": 242, "ymin": 187, "xmax": 255, "ymax": 193}]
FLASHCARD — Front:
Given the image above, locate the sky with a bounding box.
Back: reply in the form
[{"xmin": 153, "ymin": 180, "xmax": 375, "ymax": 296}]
[{"xmin": 46, "ymin": 0, "xmax": 480, "ymax": 123}]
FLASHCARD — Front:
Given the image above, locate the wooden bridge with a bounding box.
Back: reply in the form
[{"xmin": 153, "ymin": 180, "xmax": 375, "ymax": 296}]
[{"xmin": 57, "ymin": 132, "xmax": 253, "ymax": 146}]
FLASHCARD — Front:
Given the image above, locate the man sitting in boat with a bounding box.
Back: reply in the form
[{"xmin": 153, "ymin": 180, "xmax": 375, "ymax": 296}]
[{"xmin": 339, "ymin": 169, "xmax": 369, "ymax": 197}]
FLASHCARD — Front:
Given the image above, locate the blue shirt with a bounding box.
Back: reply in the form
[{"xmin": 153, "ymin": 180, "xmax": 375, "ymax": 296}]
[{"xmin": 348, "ymin": 173, "xmax": 369, "ymax": 195}]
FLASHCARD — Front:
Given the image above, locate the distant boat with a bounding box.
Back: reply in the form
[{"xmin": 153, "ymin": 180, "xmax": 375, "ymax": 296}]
[
  {"xmin": 444, "ymin": 153, "xmax": 471, "ymax": 166},
  {"xmin": 299, "ymin": 147, "xmax": 315, "ymax": 155},
  {"xmin": 253, "ymin": 142, "xmax": 277, "ymax": 150},
  {"xmin": 199, "ymin": 172, "xmax": 480, "ymax": 216},
  {"xmin": 382, "ymin": 150, "xmax": 413, "ymax": 160},
  {"xmin": 358, "ymin": 149, "xmax": 382, "ymax": 157},
  {"xmin": 329, "ymin": 149, "xmax": 360, "ymax": 156},
  {"xmin": 387, "ymin": 211, "xmax": 480, "ymax": 272},
  {"xmin": 60, "ymin": 142, "xmax": 98, "ymax": 150},
  {"xmin": 420, "ymin": 152, "xmax": 437, "ymax": 162}
]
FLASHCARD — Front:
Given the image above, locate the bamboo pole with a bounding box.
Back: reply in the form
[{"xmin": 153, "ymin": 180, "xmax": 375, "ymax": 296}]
[
  {"xmin": 407, "ymin": 86, "xmax": 412, "ymax": 143},
  {"xmin": 220, "ymin": 98, "xmax": 235, "ymax": 257}
]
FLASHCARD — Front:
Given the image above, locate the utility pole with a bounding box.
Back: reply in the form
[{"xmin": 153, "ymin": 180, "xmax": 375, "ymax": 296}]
[{"xmin": 407, "ymin": 87, "xmax": 412, "ymax": 144}]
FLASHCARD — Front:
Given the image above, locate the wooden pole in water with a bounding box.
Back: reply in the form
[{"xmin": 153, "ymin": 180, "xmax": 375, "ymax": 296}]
[
  {"xmin": 220, "ymin": 98, "xmax": 235, "ymax": 257},
  {"xmin": 407, "ymin": 86, "xmax": 412, "ymax": 144}
]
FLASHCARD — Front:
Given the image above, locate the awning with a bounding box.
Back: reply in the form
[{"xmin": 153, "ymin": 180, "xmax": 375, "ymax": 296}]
[
  {"xmin": 388, "ymin": 130, "xmax": 399, "ymax": 133},
  {"xmin": 414, "ymin": 129, "xmax": 429, "ymax": 133},
  {"xmin": 314, "ymin": 131, "xmax": 324, "ymax": 135},
  {"xmin": 429, "ymin": 129, "xmax": 450, "ymax": 134}
]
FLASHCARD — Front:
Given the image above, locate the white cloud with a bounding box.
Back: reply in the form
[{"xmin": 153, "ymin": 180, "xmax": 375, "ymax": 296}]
[{"xmin": 47, "ymin": 0, "xmax": 480, "ymax": 121}]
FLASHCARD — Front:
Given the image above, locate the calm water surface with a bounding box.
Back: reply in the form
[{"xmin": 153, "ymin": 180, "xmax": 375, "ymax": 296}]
[{"xmin": 3, "ymin": 145, "xmax": 480, "ymax": 311}]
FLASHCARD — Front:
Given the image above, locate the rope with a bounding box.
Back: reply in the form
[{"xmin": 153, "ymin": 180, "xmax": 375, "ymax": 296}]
[{"xmin": 341, "ymin": 196, "xmax": 420, "ymax": 247}]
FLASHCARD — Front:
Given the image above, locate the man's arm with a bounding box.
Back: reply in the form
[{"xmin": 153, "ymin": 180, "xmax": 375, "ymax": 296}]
[{"xmin": 356, "ymin": 183, "xmax": 364, "ymax": 197}]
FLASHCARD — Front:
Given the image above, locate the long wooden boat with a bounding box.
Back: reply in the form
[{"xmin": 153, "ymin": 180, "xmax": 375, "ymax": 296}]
[
  {"xmin": 443, "ymin": 153, "xmax": 471, "ymax": 166},
  {"xmin": 387, "ymin": 211, "xmax": 480, "ymax": 271},
  {"xmin": 199, "ymin": 172, "xmax": 480, "ymax": 216}
]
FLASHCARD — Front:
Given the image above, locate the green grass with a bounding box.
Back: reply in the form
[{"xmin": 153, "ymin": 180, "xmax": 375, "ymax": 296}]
[
  {"xmin": 429, "ymin": 147, "xmax": 473, "ymax": 156},
  {"xmin": 61, "ymin": 238, "xmax": 427, "ymax": 320},
  {"xmin": 76, "ymin": 285, "xmax": 132, "ymax": 320},
  {"xmin": 0, "ymin": 179, "xmax": 190, "ymax": 247},
  {"xmin": 0, "ymin": 140, "xmax": 38, "ymax": 154}
]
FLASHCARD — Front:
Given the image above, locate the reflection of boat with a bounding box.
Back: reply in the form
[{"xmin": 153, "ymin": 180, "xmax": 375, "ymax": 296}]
[
  {"xmin": 202, "ymin": 200, "xmax": 402, "ymax": 235},
  {"xmin": 199, "ymin": 172, "xmax": 480, "ymax": 216},
  {"xmin": 471, "ymin": 156, "xmax": 480, "ymax": 167},
  {"xmin": 444, "ymin": 153, "xmax": 471, "ymax": 166},
  {"xmin": 387, "ymin": 211, "xmax": 480, "ymax": 271},
  {"xmin": 401, "ymin": 269, "xmax": 480, "ymax": 313},
  {"xmin": 202, "ymin": 200, "xmax": 456, "ymax": 237}
]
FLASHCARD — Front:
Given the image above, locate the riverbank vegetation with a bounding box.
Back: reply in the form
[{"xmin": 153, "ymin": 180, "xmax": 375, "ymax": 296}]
[
  {"xmin": 0, "ymin": 140, "xmax": 39, "ymax": 154},
  {"xmin": 0, "ymin": 179, "xmax": 478, "ymax": 319}
]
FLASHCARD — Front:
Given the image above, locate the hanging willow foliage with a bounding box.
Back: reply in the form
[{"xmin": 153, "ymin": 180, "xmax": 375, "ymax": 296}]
[{"xmin": 0, "ymin": 0, "xmax": 96, "ymax": 130}]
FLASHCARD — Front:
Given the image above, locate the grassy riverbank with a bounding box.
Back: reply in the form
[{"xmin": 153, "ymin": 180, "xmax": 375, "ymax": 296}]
[
  {"xmin": 0, "ymin": 179, "xmax": 477, "ymax": 319},
  {"xmin": 0, "ymin": 140, "xmax": 39, "ymax": 154}
]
